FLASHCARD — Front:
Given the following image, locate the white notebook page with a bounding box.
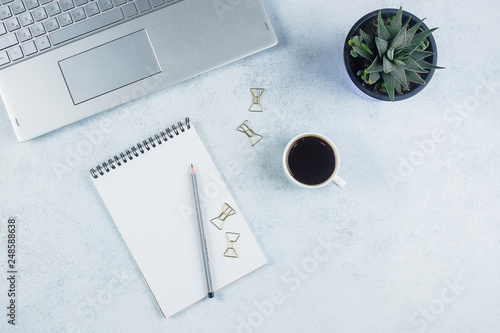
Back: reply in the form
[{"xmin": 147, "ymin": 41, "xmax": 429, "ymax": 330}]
[{"xmin": 91, "ymin": 122, "xmax": 267, "ymax": 318}]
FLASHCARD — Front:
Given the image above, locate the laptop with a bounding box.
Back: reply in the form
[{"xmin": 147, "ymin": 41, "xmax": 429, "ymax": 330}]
[{"xmin": 0, "ymin": 0, "xmax": 277, "ymax": 141}]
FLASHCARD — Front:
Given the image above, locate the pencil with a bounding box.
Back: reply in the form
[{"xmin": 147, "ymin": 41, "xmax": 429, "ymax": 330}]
[{"xmin": 190, "ymin": 163, "xmax": 215, "ymax": 298}]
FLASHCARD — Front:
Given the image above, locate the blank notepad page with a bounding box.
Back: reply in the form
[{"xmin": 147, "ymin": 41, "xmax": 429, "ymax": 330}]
[{"xmin": 90, "ymin": 120, "xmax": 267, "ymax": 318}]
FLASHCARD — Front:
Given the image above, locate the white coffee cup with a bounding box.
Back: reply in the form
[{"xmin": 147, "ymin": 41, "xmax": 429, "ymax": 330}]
[{"xmin": 282, "ymin": 133, "xmax": 346, "ymax": 188}]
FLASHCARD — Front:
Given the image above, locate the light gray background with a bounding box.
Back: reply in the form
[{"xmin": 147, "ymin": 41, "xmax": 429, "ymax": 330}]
[{"xmin": 1, "ymin": 0, "xmax": 499, "ymax": 332}]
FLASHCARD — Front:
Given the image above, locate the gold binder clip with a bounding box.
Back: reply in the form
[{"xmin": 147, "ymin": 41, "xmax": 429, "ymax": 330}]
[
  {"xmin": 211, "ymin": 203, "xmax": 236, "ymax": 230},
  {"xmin": 224, "ymin": 232, "xmax": 240, "ymax": 258},
  {"xmin": 249, "ymin": 88, "xmax": 265, "ymax": 112},
  {"xmin": 237, "ymin": 120, "xmax": 262, "ymax": 146}
]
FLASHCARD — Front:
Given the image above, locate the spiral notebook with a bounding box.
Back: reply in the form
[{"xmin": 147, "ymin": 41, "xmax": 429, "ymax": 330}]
[{"xmin": 89, "ymin": 118, "xmax": 267, "ymax": 318}]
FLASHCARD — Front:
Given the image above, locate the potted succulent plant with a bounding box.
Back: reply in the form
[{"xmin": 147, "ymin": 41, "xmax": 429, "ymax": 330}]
[{"xmin": 343, "ymin": 7, "xmax": 443, "ymax": 101}]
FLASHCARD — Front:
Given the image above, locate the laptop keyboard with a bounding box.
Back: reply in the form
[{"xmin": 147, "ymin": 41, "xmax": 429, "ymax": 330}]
[{"xmin": 0, "ymin": 0, "xmax": 182, "ymax": 69}]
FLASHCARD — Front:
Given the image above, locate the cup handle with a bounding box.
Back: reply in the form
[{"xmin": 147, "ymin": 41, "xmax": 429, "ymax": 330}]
[{"xmin": 331, "ymin": 175, "xmax": 346, "ymax": 188}]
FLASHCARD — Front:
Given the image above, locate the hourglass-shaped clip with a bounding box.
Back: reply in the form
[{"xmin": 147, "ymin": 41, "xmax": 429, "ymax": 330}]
[
  {"xmin": 249, "ymin": 88, "xmax": 265, "ymax": 112},
  {"xmin": 210, "ymin": 203, "xmax": 236, "ymax": 230},
  {"xmin": 237, "ymin": 120, "xmax": 262, "ymax": 146},
  {"xmin": 224, "ymin": 232, "xmax": 240, "ymax": 258}
]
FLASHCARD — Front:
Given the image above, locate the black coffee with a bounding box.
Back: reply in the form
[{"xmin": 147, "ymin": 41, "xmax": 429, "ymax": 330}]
[{"xmin": 286, "ymin": 136, "xmax": 336, "ymax": 185}]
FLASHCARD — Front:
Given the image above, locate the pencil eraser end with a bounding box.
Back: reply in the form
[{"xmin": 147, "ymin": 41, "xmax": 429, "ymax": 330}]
[{"xmin": 208, "ymin": 292, "xmax": 215, "ymax": 298}]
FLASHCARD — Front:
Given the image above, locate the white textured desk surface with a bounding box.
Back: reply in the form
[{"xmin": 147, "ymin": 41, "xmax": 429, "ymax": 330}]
[{"xmin": 1, "ymin": 0, "xmax": 499, "ymax": 332}]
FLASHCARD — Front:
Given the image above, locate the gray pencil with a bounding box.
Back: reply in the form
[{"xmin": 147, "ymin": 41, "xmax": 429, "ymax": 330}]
[{"xmin": 190, "ymin": 163, "xmax": 215, "ymax": 298}]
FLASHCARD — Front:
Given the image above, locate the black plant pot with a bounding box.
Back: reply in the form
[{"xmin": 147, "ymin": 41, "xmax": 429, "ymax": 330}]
[{"xmin": 343, "ymin": 8, "xmax": 438, "ymax": 101}]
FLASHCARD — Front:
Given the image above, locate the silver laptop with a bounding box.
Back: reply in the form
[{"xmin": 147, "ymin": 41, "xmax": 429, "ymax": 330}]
[{"xmin": 0, "ymin": 0, "xmax": 277, "ymax": 141}]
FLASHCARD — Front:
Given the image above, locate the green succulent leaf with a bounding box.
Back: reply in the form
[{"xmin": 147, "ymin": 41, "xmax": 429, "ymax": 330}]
[
  {"xmin": 394, "ymin": 59, "xmax": 407, "ymax": 68},
  {"xmin": 395, "ymin": 42, "xmax": 422, "ymax": 55},
  {"xmin": 350, "ymin": 35, "xmax": 374, "ymax": 60},
  {"xmin": 391, "ymin": 68, "xmax": 409, "ymax": 90},
  {"xmin": 397, "ymin": 55, "xmax": 410, "ymax": 62},
  {"xmin": 412, "ymin": 27, "xmax": 438, "ymax": 46},
  {"xmin": 375, "ymin": 37, "xmax": 389, "ymax": 58},
  {"xmin": 406, "ymin": 70, "xmax": 426, "ymax": 85},
  {"xmin": 418, "ymin": 39, "xmax": 430, "ymax": 51},
  {"xmin": 389, "ymin": 22, "xmax": 408, "ymax": 49},
  {"xmin": 361, "ymin": 42, "xmax": 373, "ymax": 55},
  {"xmin": 416, "ymin": 59, "xmax": 445, "ymax": 69},
  {"xmin": 387, "ymin": 7, "xmax": 403, "ymax": 38},
  {"xmin": 377, "ymin": 10, "xmax": 391, "ymax": 40},
  {"xmin": 359, "ymin": 29, "xmax": 375, "ymax": 48},
  {"xmin": 405, "ymin": 58, "xmax": 428, "ymax": 73},
  {"xmin": 383, "ymin": 56, "xmax": 398, "ymax": 73},
  {"xmin": 361, "ymin": 70, "xmax": 370, "ymax": 83},
  {"xmin": 404, "ymin": 16, "xmax": 411, "ymax": 27},
  {"xmin": 404, "ymin": 19, "xmax": 424, "ymax": 46},
  {"xmin": 365, "ymin": 56, "xmax": 384, "ymax": 73},
  {"xmin": 387, "ymin": 48, "xmax": 394, "ymax": 61},
  {"xmin": 410, "ymin": 50, "xmax": 435, "ymax": 61},
  {"xmin": 352, "ymin": 45, "xmax": 374, "ymax": 61},
  {"xmin": 350, "ymin": 50, "xmax": 358, "ymax": 57},
  {"xmin": 368, "ymin": 71, "xmax": 381, "ymax": 84},
  {"xmin": 381, "ymin": 72, "xmax": 396, "ymax": 101},
  {"xmin": 395, "ymin": 82, "xmax": 402, "ymax": 95}
]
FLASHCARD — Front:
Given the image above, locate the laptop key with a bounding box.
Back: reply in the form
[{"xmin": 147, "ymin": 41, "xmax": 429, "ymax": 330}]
[
  {"xmin": 32, "ymin": 7, "xmax": 48, "ymax": 21},
  {"xmin": 0, "ymin": 23, "xmax": 5, "ymax": 35},
  {"xmin": 17, "ymin": 27, "xmax": 32, "ymax": 41},
  {"xmin": 50, "ymin": 8, "xmax": 124, "ymax": 45},
  {"xmin": 0, "ymin": 50, "xmax": 9, "ymax": 65},
  {"xmin": 44, "ymin": 17, "xmax": 58, "ymax": 31},
  {"xmin": 84, "ymin": 2, "xmax": 99, "ymax": 16},
  {"xmin": 121, "ymin": 3, "xmax": 136, "ymax": 17},
  {"xmin": 70, "ymin": 7, "xmax": 86, "ymax": 21},
  {"xmin": 75, "ymin": 0, "xmax": 88, "ymax": 5},
  {"xmin": 30, "ymin": 22, "xmax": 45, "ymax": 36},
  {"xmin": 60, "ymin": 0, "xmax": 75, "ymax": 11},
  {"xmin": 10, "ymin": 1, "xmax": 26, "ymax": 15},
  {"xmin": 19, "ymin": 12, "xmax": 34, "ymax": 26},
  {"xmin": 150, "ymin": 0, "xmax": 164, "ymax": 8},
  {"xmin": 46, "ymin": 3, "xmax": 61, "ymax": 16},
  {"xmin": 39, "ymin": 0, "xmax": 52, "ymax": 4},
  {"xmin": 57, "ymin": 12, "xmax": 72, "ymax": 26},
  {"xmin": 0, "ymin": 6, "xmax": 13, "ymax": 20},
  {"xmin": 24, "ymin": 0, "xmax": 39, "ymax": 10},
  {"xmin": 97, "ymin": 0, "xmax": 113, "ymax": 11},
  {"xmin": 135, "ymin": 0, "xmax": 150, "ymax": 12},
  {"xmin": 35, "ymin": 35, "xmax": 50, "ymax": 50},
  {"xmin": 111, "ymin": 0, "xmax": 126, "ymax": 6},
  {"xmin": 0, "ymin": 33, "xmax": 17, "ymax": 50},
  {"xmin": 8, "ymin": 45, "xmax": 23, "ymax": 60},
  {"xmin": 21, "ymin": 40, "xmax": 37, "ymax": 55},
  {"xmin": 6, "ymin": 17, "xmax": 20, "ymax": 31},
  {"xmin": 1, "ymin": 0, "xmax": 14, "ymax": 4}
]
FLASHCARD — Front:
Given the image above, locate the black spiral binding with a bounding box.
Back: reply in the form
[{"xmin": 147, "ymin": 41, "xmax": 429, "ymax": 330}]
[{"xmin": 90, "ymin": 117, "xmax": 191, "ymax": 179}]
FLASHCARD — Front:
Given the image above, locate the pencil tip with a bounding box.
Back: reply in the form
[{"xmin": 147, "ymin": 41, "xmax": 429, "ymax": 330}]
[{"xmin": 190, "ymin": 163, "xmax": 195, "ymax": 174}]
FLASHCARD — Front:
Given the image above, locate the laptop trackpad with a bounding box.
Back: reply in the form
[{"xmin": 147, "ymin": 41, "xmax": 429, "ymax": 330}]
[{"xmin": 59, "ymin": 30, "xmax": 161, "ymax": 105}]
